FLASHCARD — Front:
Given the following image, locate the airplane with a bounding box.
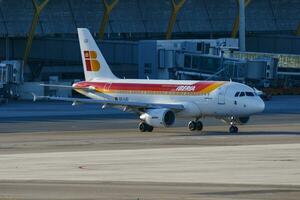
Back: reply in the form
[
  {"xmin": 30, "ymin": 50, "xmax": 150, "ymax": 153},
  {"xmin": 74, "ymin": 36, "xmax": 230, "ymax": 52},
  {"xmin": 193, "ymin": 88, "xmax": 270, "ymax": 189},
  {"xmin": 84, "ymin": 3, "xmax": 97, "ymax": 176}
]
[{"xmin": 33, "ymin": 28, "xmax": 265, "ymax": 133}]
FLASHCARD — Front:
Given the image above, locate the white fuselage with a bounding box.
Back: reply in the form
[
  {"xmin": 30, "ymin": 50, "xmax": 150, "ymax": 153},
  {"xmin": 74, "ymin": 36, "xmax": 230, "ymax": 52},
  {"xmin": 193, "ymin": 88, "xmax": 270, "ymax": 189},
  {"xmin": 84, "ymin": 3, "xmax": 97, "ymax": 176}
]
[{"xmin": 74, "ymin": 79, "xmax": 265, "ymax": 119}]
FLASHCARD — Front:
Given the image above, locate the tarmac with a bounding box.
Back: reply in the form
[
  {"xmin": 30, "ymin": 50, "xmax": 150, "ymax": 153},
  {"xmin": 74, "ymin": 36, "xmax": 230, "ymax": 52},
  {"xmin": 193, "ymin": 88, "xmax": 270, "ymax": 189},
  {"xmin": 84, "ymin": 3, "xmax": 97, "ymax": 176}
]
[{"xmin": 0, "ymin": 96, "xmax": 299, "ymax": 200}]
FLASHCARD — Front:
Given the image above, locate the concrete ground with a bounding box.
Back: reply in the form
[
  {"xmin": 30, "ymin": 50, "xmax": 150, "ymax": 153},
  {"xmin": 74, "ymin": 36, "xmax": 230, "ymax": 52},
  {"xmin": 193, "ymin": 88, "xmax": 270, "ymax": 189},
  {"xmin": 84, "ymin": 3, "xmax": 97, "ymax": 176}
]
[{"xmin": 0, "ymin": 96, "xmax": 299, "ymax": 200}]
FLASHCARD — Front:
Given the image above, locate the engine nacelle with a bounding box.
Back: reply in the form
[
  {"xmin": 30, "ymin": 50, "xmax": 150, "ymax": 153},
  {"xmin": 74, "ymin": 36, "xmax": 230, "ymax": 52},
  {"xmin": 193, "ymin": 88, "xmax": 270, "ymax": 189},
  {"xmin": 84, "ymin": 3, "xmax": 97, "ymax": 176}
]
[
  {"xmin": 140, "ymin": 109, "xmax": 175, "ymax": 128},
  {"xmin": 235, "ymin": 116, "xmax": 250, "ymax": 125}
]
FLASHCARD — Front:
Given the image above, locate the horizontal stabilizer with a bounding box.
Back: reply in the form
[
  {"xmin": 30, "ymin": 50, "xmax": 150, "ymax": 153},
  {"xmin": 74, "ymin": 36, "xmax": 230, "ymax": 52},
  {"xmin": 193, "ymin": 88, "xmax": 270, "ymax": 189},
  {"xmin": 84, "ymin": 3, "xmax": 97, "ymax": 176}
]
[
  {"xmin": 40, "ymin": 83, "xmax": 98, "ymax": 92},
  {"xmin": 40, "ymin": 84, "xmax": 74, "ymax": 89}
]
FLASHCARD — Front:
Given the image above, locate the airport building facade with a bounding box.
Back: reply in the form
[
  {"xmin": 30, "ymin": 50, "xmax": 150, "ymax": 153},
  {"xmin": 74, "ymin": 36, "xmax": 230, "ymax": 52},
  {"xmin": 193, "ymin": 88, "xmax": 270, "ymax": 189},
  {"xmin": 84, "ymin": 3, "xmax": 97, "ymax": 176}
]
[{"xmin": 0, "ymin": 0, "xmax": 299, "ymax": 99}]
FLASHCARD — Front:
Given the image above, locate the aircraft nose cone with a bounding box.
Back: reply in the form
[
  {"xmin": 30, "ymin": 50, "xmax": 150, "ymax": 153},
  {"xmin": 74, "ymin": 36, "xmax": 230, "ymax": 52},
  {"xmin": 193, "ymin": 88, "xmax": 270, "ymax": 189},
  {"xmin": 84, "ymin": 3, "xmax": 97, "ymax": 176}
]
[
  {"xmin": 256, "ymin": 98, "xmax": 265, "ymax": 113},
  {"xmin": 248, "ymin": 98, "xmax": 265, "ymax": 115}
]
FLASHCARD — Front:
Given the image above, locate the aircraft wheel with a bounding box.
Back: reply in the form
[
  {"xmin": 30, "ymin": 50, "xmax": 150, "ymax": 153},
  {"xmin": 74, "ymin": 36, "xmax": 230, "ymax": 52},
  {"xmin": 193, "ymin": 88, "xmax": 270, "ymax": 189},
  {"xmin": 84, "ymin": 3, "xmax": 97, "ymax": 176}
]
[
  {"xmin": 196, "ymin": 121, "xmax": 203, "ymax": 131},
  {"xmin": 147, "ymin": 125, "xmax": 154, "ymax": 132},
  {"xmin": 139, "ymin": 122, "xmax": 147, "ymax": 132},
  {"xmin": 229, "ymin": 125, "xmax": 238, "ymax": 134},
  {"xmin": 139, "ymin": 122, "xmax": 154, "ymax": 132},
  {"xmin": 188, "ymin": 121, "xmax": 197, "ymax": 131}
]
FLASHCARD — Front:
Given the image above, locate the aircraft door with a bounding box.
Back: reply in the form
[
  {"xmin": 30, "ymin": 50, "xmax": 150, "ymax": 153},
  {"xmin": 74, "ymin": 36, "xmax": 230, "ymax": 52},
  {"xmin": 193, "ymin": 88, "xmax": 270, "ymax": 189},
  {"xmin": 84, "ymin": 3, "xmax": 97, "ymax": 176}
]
[{"xmin": 218, "ymin": 86, "xmax": 227, "ymax": 104}]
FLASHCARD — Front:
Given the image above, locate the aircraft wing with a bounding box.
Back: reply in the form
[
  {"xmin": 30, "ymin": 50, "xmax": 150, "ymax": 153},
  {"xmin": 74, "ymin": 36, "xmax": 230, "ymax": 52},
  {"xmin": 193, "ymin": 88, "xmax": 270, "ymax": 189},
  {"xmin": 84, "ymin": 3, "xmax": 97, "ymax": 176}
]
[{"xmin": 32, "ymin": 94, "xmax": 185, "ymax": 111}]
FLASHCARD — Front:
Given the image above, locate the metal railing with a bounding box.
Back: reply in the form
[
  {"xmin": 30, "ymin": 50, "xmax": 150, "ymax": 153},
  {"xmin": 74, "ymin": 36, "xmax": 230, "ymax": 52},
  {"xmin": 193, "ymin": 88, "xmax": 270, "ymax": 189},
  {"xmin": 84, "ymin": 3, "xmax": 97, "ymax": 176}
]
[{"xmin": 225, "ymin": 51, "xmax": 300, "ymax": 69}]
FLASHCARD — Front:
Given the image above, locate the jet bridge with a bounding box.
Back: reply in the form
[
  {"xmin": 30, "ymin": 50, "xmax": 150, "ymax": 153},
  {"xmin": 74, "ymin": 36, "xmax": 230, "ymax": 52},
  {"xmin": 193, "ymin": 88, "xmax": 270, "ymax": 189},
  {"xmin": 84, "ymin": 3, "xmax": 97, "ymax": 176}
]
[{"xmin": 0, "ymin": 60, "xmax": 23, "ymax": 101}]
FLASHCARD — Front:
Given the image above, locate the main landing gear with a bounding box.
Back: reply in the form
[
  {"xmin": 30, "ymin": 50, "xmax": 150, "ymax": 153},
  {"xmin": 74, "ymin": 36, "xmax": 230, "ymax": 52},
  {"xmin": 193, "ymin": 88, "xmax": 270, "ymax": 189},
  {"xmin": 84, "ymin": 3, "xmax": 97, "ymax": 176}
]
[
  {"xmin": 188, "ymin": 117, "xmax": 239, "ymax": 134},
  {"xmin": 139, "ymin": 122, "xmax": 154, "ymax": 132},
  {"xmin": 188, "ymin": 120, "xmax": 203, "ymax": 131}
]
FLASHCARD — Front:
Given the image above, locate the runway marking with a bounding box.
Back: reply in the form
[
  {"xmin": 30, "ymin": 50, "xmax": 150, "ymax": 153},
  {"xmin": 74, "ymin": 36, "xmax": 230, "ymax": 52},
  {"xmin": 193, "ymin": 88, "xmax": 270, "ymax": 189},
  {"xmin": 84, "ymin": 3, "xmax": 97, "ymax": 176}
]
[{"xmin": 0, "ymin": 144, "xmax": 299, "ymax": 185}]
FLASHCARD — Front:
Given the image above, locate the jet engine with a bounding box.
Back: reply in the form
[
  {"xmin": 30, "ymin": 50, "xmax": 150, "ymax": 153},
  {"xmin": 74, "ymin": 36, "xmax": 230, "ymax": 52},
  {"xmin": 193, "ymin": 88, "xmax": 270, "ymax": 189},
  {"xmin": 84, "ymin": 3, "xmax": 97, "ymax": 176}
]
[{"xmin": 140, "ymin": 109, "xmax": 175, "ymax": 128}]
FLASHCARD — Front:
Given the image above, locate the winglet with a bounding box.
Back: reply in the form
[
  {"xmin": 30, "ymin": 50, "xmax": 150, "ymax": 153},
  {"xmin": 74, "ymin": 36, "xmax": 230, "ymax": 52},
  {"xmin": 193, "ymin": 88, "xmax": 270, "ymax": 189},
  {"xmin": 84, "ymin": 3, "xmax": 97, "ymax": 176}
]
[{"xmin": 32, "ymin": 93, "xmax": 37, "ymax": 102}]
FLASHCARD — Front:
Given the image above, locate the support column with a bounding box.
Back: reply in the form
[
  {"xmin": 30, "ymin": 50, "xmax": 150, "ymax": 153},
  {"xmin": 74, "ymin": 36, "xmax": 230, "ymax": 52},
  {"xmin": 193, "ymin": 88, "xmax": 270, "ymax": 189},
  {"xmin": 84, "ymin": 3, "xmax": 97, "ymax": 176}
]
[
  {"xmin": 297, "ymin": 23, "xmax": 300, "ymax": 36},
  {"xmin": 23, "ymin": 0, "xmax": 50, "ymax": 66},
  {"xmin": 5, "ymin": 37, "xmax": 9, "ymax": 60},
  {"xmin": 99, "ymin": 0, "xmax": 118, "ymax": 40},
  {"xmin": 231, "ymin": 0, "xmax": 251, "ymax": 38},
  {"xmin": 165, "ymin": 0, "xmax": 186, "ymax": 40},
  {"xmin": 239, "ymin": 0, "xmax": 246, "ymax": 51},
  {"xmin": 0, "ymin": 3, "xmax": 9, "ymax": 60}
]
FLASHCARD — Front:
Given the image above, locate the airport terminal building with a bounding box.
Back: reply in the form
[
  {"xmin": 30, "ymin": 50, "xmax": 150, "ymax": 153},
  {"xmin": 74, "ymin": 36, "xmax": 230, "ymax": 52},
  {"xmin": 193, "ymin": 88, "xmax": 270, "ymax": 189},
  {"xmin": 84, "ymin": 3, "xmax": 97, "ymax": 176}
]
[{"xmin": 0, "ymin": 0, "xmax": 299, "ymax": 99}]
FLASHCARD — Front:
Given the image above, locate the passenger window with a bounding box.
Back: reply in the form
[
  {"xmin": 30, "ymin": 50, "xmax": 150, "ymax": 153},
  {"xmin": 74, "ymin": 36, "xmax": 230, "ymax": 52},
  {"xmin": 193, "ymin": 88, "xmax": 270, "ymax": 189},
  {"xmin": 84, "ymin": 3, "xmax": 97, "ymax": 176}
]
[
  {"xmin": 235, "ymin": 92, "xmax": 240, "ymax": 97},
  {"xmin": 239, "ymin": 92, "xmax": 245, "ymax": 97},
  {"xmin": 246, "ymin": 92, "xmax": 254, "ymax": 96}
]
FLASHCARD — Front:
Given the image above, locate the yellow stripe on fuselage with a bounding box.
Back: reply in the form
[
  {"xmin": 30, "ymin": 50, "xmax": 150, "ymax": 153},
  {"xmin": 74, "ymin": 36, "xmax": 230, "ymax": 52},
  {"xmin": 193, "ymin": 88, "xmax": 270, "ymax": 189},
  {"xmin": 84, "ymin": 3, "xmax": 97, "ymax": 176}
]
[{"xmin": 199, "ymin": 82, "xmax": 224, "ymax": 94}]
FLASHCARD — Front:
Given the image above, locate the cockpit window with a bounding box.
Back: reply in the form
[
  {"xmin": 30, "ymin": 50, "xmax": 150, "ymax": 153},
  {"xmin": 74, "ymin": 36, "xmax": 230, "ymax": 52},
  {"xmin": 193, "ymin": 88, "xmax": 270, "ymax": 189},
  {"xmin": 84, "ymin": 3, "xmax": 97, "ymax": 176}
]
[
  {"xmin": 246, "ymin": 92, "xmax": 254, "ymax": 96},
  {"xmin": 236, "ymin": 91, "xmax": 256, "ymax": 97}
]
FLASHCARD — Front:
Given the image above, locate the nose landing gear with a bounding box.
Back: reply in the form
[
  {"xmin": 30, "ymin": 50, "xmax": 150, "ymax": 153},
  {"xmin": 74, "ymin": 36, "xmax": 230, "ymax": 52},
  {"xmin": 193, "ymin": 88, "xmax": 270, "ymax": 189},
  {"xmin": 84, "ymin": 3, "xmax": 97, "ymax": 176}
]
[
  {"xmin": 229, "ymin": 117, "xmax": 239, "ymax": 133},
  {"xmin": 188, "ymin": 120, "xmax": 203, "ymax": 131},
  {"xmin": 229, "ymin": 125, "xmax": 238, "ymax": 133}
]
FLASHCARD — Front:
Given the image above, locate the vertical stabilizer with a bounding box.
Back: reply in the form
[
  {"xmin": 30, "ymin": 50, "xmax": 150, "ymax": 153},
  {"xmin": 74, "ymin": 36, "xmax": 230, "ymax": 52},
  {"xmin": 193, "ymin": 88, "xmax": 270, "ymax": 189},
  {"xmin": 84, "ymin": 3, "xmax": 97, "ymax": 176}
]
[{"xmin": 77, "ymin": 28, "xmax": 117, "ymax": 81}]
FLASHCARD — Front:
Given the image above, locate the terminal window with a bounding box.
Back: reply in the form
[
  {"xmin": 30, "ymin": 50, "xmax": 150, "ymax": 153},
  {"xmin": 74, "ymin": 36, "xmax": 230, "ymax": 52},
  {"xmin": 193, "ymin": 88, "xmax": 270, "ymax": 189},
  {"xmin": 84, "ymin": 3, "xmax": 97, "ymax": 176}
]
[
  {"xmin": 144, "ymin": 63, "xmax": 152, "ymax": 75},
  {"xmin": 184, "ymin": 55, "xmax": 192, "ymax": 68}
]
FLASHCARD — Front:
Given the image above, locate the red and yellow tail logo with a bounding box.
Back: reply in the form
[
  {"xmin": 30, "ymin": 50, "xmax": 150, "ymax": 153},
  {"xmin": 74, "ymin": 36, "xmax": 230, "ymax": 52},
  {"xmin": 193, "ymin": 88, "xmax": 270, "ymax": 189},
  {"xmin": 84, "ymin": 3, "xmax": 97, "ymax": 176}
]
[{"xmin": 84, "ymin": 51, "xmax": 100, "ymax": 71}]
